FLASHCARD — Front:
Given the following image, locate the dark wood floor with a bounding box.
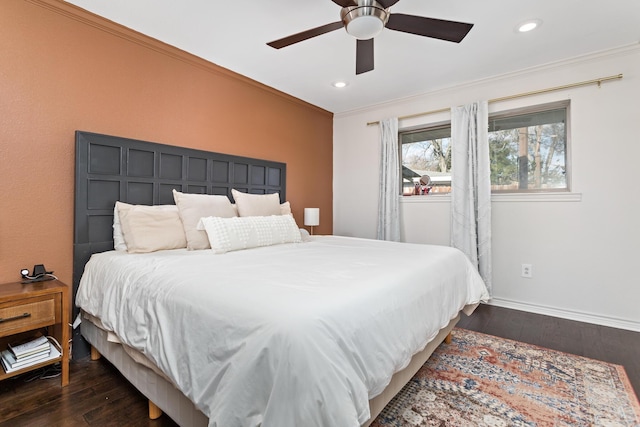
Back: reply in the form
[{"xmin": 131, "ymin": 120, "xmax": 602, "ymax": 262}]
[{"xmin": 1, "ymin": 304, "xmax": 638, "ymax": 426}]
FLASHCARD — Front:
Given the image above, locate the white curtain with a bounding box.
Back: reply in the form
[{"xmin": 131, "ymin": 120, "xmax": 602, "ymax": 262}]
[
  {"xmin": 451, "ymin": 101, "xmax": 492, "ymax": 293},
  {"xmin": 377, "ymin": 117, "xmax": 400, "ymax": 242}
]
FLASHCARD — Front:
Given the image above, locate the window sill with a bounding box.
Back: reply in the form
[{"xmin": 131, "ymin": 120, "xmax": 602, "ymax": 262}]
[
  {"xmin": 400, "ymin": 192, "xmax": 582, "ymax": 203},
  {"xmin": 400, "ymin": 193, "xmax": 451, "ymax": 203}
]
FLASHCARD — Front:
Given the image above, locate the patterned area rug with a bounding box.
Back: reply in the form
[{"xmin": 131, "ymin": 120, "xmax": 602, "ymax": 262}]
[{"xmin": 371, "ymin": 328, "xmax": 640, "ymax": 427}]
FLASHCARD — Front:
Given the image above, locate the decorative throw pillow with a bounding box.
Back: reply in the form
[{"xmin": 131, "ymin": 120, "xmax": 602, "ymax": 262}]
[
  {"xmin": 172, "ymin": 190, "xmax": 237, "ymax": 250},
  {"xmin": 231, "ymin": 189, "xmax": 281, "ymax": 217},
  {"xmin": 198, "ymin": 214, "xmax": 302, "ymax": 254},
  {"xmin": 116, "ymin": 202, "xmax": 187, "ymax": 253}
]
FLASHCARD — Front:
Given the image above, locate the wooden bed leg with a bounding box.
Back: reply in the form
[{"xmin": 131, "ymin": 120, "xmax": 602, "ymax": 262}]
[
  {"xmin": 149, "ymin": 400, "xmax": 163, "ymax": 420},
  {"xmin": 444, "ymin": 332, "xmax": 452, "ymax": 344},
  {"xmin": 90, "ymin": 345, "xmax": 101, "ymax": 361}
]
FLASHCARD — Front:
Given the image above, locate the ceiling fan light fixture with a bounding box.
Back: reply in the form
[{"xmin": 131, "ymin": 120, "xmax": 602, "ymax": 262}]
[
  {"xmin": 346, "ymin": 15, "xmax": 384, "ymax": 39},
  {"xmin": 341, "ymin": 1, "xmax": 389, "ymax": 40}
]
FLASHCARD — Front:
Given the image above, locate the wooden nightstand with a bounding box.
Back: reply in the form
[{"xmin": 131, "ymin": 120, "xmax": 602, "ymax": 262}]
[{"xmin": 0, "ymin": 280, "xmax": 70, "ymax": 386}]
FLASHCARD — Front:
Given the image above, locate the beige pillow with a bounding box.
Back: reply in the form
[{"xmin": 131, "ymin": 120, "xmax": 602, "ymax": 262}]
[
  {"xmin": 231, "ymin": 189, "xmax": 282, "ymax": 217},
  {"xmin": 279, "ymin": 201, "xmax": 291, "ymax": 215},
  {"xmin": 116, "ymin": 202, "xmax": 187, "ymax": 253},
  {"xmin": 231, "ymin": 201, "xmax": 291, "ymax": 216},
  {"xmin": 198, "ymin": 214, "xmax": 302, "ymax": 254},
  {"xmin": 172, "ymin": 190, "xmax": 236, "ymax": 250}
]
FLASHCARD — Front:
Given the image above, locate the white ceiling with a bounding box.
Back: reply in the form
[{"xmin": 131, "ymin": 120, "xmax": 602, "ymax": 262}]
[{"xmin": 65, "ymin": 0, "xmax": 640, "ymax": 114}]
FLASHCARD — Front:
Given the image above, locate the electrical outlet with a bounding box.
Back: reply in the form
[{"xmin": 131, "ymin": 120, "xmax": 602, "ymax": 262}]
[{"xmin": 521, "ymin": 264, "xmax": 533, "ymax": 278}]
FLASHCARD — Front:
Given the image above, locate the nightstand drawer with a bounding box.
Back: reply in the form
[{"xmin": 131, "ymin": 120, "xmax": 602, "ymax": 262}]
[{"xmin": 0, "ymin": 297, "xmax": 56, "ymax": 336}]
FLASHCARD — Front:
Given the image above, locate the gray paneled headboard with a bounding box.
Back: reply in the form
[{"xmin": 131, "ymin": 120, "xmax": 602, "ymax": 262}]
[{"xmin": 72, "ymin": 130, "xmax": 286, "ymax": 357}]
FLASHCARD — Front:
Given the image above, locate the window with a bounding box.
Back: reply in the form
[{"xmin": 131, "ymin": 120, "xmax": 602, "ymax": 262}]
[
  {"xmin": 399, "ymin": 102, "xmax": 569, "ymax": 194},
  {"xmin": 401, "ymin": 125, "xmax": 452, "ymax": 194}
]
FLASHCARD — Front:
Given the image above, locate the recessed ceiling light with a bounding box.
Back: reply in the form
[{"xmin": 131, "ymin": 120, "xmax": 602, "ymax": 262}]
[
  {"xmin": 517, "ymin": 19, "xmax": 542, "ymax": 33},
  {"xmin": 332, "ymin": 81, "xmax": 348, "ymax": 88}
]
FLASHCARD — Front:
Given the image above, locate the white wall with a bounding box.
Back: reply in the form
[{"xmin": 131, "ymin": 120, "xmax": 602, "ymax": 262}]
[{"xmin": 333, "ymin": 45, "xmax": 640, "ymax": 331}]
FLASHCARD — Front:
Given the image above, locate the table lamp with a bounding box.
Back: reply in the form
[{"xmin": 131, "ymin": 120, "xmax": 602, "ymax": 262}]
[{"xmin": 304, "ymin": 208, "xmax": 320, "ymax": 235}]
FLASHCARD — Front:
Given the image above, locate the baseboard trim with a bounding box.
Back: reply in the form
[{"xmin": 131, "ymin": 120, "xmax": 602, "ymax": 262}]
[{"xmin": 488, "ymin": 297, "xmax": 640, "ymax": 332}]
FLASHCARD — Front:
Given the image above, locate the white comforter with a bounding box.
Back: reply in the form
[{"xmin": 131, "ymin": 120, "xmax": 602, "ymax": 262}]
[{"xmin": 76, "ymin": 236, "xmax": 489, "ymax": 427}]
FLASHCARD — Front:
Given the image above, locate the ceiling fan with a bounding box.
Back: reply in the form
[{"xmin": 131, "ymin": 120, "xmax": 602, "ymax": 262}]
[{"xmin": 267, "ymin": 0, "xmax": 474, "ymax": 75}]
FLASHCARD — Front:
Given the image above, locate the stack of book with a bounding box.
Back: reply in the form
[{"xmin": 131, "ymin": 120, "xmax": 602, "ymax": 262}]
[{"xmin": 1, "ymin": 336, "xmax": 60, "ymax": 374}]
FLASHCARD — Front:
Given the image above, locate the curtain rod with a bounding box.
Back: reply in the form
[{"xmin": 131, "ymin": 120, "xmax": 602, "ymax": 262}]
[{"xmin": 366, "ymin": 73, "xmax": 623, "ymax": 126}]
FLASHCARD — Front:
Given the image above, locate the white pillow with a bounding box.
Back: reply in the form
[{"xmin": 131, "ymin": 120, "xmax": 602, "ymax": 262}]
[
  {"xmin": 113, "ymin": 204, "xmax": 128, "ymax": 251},
  {"xmin": 172, "ymin": 190, "xmax": 237, "ymax": 250},
  {"xmin": 299, "ymin": 228, "xmax": 311, "ymax": 242},
  {"xmin": 198, "ymin": 214, "xmax": 302, "ymax": 254},
  {"xmin": 231, "ymin": 189, "xmax": 281, "ymax": 217},
  {"xmin": 116, "ymin": 202, "xmax": 187, "ymax": 253}
]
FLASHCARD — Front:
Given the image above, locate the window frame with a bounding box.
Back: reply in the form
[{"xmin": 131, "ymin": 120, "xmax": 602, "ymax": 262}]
[{"xmin": 398, "ymin": 100, "xmax": 572, "ymax": 195}]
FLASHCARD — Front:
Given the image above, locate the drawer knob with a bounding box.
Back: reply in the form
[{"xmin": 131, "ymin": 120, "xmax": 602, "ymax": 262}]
[{"xmin": 0, "ymin": 312, "xmax": 31, "ymax": 324}]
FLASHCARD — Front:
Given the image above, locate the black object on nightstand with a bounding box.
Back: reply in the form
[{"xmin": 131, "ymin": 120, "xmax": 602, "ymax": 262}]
[{"xmin": 20, "ymin": 265, "xmax": 55, "ymax": 284}]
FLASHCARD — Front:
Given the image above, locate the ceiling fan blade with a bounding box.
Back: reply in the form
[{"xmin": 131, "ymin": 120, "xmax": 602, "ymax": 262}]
[
  {"xmin": 331, "ymin": 0, "xmax": 357, "ymax": 6},
  {"xmin": 377, "ymin": 0, "xmax": 400, "ymax": 8},
  {"xmin": 356, "ymin": 38, "xmax": 374, "ymax": 75},
  {"xmin": 267, "ymin": 21, "xmax": 344, "ymax": 49},
  {"xmin": 386, "ymin": 14, "xmax": 473, "ymax": 43}
]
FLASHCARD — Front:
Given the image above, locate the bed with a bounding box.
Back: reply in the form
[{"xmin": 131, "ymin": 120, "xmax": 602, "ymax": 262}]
[{"xmin": 72, "ymin": 131, "xmax": 489, "ymax": 427}]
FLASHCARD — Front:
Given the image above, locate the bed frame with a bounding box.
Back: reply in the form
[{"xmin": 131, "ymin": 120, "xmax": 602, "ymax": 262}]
[{"xmin": 73, "ymin": 130, "xmax": 464, "ymax": 426}]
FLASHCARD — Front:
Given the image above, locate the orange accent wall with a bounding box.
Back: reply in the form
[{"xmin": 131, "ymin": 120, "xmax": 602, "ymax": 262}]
[{"xmin": 0, "ymin": 0, "xmax": 333, "ymax": 285}]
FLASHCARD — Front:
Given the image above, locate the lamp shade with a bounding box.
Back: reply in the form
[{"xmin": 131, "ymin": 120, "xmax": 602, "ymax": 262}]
[{"xmin": 304, "ymin": 208, "xmax": 320, "ymax": 227}]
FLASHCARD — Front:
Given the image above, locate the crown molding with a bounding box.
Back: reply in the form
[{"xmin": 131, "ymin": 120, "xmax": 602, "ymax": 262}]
[
  {"xmin": 337, "ymin": 43, "xmax": 639, "ymax": 120},
  {"xmin": 25, "ymin": 0, "xmax": 332, "ymax": 117}
]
